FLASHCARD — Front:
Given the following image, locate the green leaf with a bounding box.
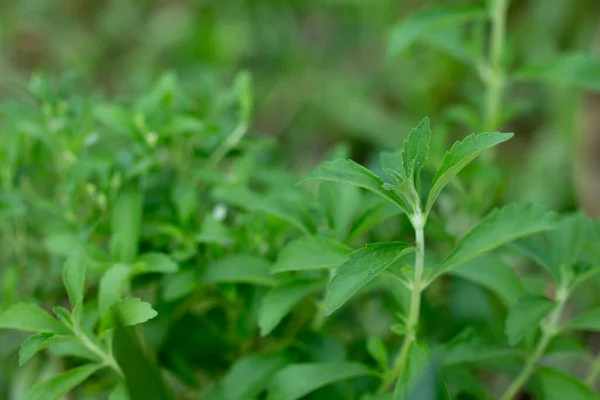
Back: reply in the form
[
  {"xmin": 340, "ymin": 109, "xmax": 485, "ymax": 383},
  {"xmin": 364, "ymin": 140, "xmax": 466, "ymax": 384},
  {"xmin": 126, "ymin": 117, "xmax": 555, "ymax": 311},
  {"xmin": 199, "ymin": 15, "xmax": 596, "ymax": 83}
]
[
  {"xmin": 367, "ymin": 337, "xmax": 389, "ymax": 372},
  {"xmin": 19, "ymin": 333, "xmax": 55, "ymax": 366},
  {"xmin": 425, "ymin": 132, "xmax": 513, "ymax": 213},
  {"xmin": 566, "ymin": 308, "xmax": 600, "ymax": 332},
  {"xmin": 505, "ymin": 295, "xmax": 554, "ymax": 346},
  {"xmin": 439, "ymin": 204, "xmax": 557, "ymax": 274},
  {"xmin": 26, "ymin": 363, "xmax": 104, "ymax": 400},
  {"xmin": 549, "ymin": 213, "xmax": 587, "ymax": 269},
  {"xmin": 512, "ymin": 236, "xmax": 558, "ymax": 280},
  {"xmin": 318, "ymin": 182, "xmax": 361, "ymax": 241},
  {"xmin": 113, "ymin": 318, "xmax": 173, "ymax": 400},
  {"xmin": 221, "ymin": 353, "xmax": 289, "ymax": 399},
  {"xmin": 393, "ymin": 341, "xmax": 429, "ymax": 400},
  {"xmin": 62, "ymin": 247, "xmax": 87, "ymax": 308},
  {"xmin": 266, "ymin": 362, "xmax": 371, "ymax": 400},
  {"xmin": 99, "ymin": 264, "xmax": 132, "ymax": 315},
  {"xmin": 450, "ymin": 256, "xmax": 526, "ymax": 306},
  {"xmin": 102, "ymin": 298, "xmax": 158, "ymax": 332},
  {"xmin": 388, "ymin": 4, "xmax": 486, "ymax": 57},
  {"xmin": 537, "ymin": 367, "xmax": 600, "ymax": 400},
  {"xmin": 204, "ymin": 255, "xmax": 276, "ymax": 286},
  {"xmin": 259, "ymin": 281, "xmax": 324, "ymax": 336},
  {"xmin": 402, "ymin": 117, "xmax": 431, "ymax": 180},
  {"xmin": 272, "ymin": 236, "xmax": 351, "ymax": 273},
  {"xmin": 109, "ymin": 384, "xmax": 129, "ymax": 400},
  {"xmin": 303, "ymin": 159, "xmax": 408, "ymax": 211},
  {"xmin": 326, "ymin": 242, "xmax": 414, "ymax": 315},
  {"xmin": 0, "ymin": 303, "xmax": 68, "ymax": 334},
  {"xmin": 516, "ymin": 53, "xmax": 600, "ymax": 92},
  {"xmin": 110, "ymin": 187, "xmax": 143, "ymax": 263},
  {"xmin": 134, "ymin": 253, "xmax": 179, "ymax": 275},
  {"xmin": 258, "ymin": 194, "xmax": 317, "ymax": 236}
]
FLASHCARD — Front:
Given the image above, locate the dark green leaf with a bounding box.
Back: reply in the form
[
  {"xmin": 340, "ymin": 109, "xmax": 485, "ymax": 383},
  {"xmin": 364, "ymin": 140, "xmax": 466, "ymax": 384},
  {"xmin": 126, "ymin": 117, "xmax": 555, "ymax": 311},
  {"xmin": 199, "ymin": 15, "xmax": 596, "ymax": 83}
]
[
  {"xmin": 259, "ymin": 281, "xmax": 324, "ymax": 336},
  {"xmin": 326, "ymin": 242, "xmax": 414, "ymax": 315},
  {"xmin": 272, "ymin": 236, "xmax": 351, "ymax": 273},
  {"xmin": 506, "ymin": 295, "xmax": 554, "ymax": 346},
  {"xmin": 537, "ymin": 367, "xmax": 600, "ymax": 400},
  {"xmin": 440, "ymin": 204, "xmax": 557, "ymax": 274},
  {"xmin": 221, "ymin": 353, "xmax": 289, "ymax": 399},
  {"xmin": 204, "ymin": 255, "xmax": 276, "ymax": 286},
  {"xmin": 566, "ymin": 308, "xmax": 600, "ymax": 332},
  {"xmin": 516, "ymin": 53, "xmax": 600, "ymax": 92},
  {"xmin": 425, "ymin": 132, "xmax": 513, "ymax": 213},
  {"xmin": 266, "ymin": 362, "xmax": 371, "ymax": 400},
  {"xmin": 367, "ymin": 337, "xmax": 389, "ymax": 372}
]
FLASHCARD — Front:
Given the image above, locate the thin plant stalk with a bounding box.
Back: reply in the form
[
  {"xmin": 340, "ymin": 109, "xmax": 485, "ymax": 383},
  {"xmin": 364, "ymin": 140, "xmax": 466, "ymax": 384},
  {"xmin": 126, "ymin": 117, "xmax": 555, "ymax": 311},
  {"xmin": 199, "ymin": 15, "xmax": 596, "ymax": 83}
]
[
  {"xmin": 378, "ymin": 209, "xmax": 426, "ymax": 392},
  {"xmin": 499, "ymin": 279, "xmax": 570, "ymax": 400},
  {"xmin": 586, "ymin": 354, "xmax": 600, "ymax": 387}
]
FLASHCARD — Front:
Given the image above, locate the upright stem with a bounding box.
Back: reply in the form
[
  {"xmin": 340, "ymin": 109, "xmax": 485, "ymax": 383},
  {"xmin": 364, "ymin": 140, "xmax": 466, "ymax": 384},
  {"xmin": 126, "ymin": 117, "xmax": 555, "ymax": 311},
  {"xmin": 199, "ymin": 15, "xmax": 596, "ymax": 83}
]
[
  {"xmin": 586, "ymin": 354, "xmax": 600, "ymax": 387},
  {"xmin": 378, "ymin": 211, "xmax": 425, "ymax": 392},
  {"xmin": 484, "ymin": 0, "xmax": 509, "ymax": 133},
  {"xmin": 499, "ymin": 281, "xmax": 569, "ymax": 400}
]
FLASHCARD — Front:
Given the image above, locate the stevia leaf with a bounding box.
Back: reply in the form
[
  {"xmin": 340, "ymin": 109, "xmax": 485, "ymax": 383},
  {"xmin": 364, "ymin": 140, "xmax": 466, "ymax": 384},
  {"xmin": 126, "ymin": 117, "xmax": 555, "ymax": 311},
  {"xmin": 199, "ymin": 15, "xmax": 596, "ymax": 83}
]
[
  {"xmin": 62, "ymin": 247, "xmax": 87, "ymax": 308},
  {"xmin": 109, "ymin": 384, "xmax": 129, "ymax": 400},
  {"xmin": 367, "ymin": 337, "xmax": 389, "ymax": 372},
  {"xmin": 204, "ymin": 254, "xmax": 276, "ymax": 286},
  {"xmin": 326, "ymin": 242, "xmax": 414, "ymax": 315},
  {"xmin": 566, "ymin": 308, "xmax": 600, "ymax": 332},
  {"xmin": 303, "ymin": 159, "xmax": 408, "ymax": 211},
  {"xmin": 99, "ymin": 264, "xmax": 132, "ymax": 315},
  {"xmin": 135, "ymin": 253, "xmax": 179, "ymax": 275},
  {"xmin": 402, "ymin": 117, "xmax": 431, "ymax": 180},
  {"xmin": 512, "ymin": 236, "xmax": 558, "ymax": 280},
  {"xmin": 110, "ymin": 187, "xmax": 143, "ymax": 263},
  {"xmin": 26, "ymin": 363, "xmax": 104, "ymax": 400},
  {"xmin": 549, "ymin": 213, "xmax": 587, "ymax": 269},
  {"xmin": 271, "ymin": 236, "xmax": 351, "ymax": 273},
  {"xmin": 259, "ymin": 281, "xmax": 325, "ymax": 336},
  {"xmin": 537, "ymin": 367, "xmax": 600, "ymax": 400},
  {"xmin": 221, "ymin": 353, "xmax": 289, "ymax": 399},
  {"xmin": 113, "ymin": 319, "xmax": 173, "ymax": 400},
  {"xmin": 19, "ymin": 333, "xmax": 55, "ymax": 366},
  {"xmin": 505, "ymin": 295, "xmax": 554, "ymax": 346},
  {"xmin": 258, "ymin": 194, "xmax": 317, "ymax": 236},
  {"xmin": 101, "ymin": 298, "xmax": 158, "ymax": 332},
  {"xmin": 318, "ymin": 182, "xmax": 361, "ymax": 241},
  {"xmin": 439, "ymin": 204, "xmax": 557, "ymax": 274},
  {"xmin": 425, "ymin": 132, "xmax": 513, "ymax": 213},
  {"xmin": 516, "ymin": 53, "xmax": 600, "ymax": 92},
  {"xmin": 393, "ymin": 341, "xmax": 429, "ymax": 400},
  {"xmin": 450, "ymin": 256, "xmax": 526, "ymax": 306},
  {"xmin": 388, "ymin": 4, "xmax": 486, "ymax": 57},
  {"xmin": 0, "ymin": 303, "xmax": 68, "ymax": 334},
  {"xmin": 266, "ymin": 362, "xmax": 371, "ymax": 400}
]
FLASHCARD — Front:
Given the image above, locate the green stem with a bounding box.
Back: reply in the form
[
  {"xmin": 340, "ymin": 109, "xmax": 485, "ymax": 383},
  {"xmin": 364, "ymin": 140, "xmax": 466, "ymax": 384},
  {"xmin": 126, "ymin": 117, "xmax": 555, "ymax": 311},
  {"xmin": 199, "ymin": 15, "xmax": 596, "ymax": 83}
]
[
  {"xmin": 73, "ymin": 327, "xmax": 123, "ymax": 377},
  {"xmin": 499, "ymin": 281, "xmax": 568, "ymax": 400},
  {"xmin": 586, "ymin": 354, "xmax": 600, "ymax": 387},
  {"xmin": 378, "ymin": 211, "xmax": 425, "ymax": 393},
  {"xmin": 484, "ymin": 0, "xmax": 509, "ymax": 133},
  {"xmin": 207, "ymin": 123, "xmax": 248, "ymax": 167}
]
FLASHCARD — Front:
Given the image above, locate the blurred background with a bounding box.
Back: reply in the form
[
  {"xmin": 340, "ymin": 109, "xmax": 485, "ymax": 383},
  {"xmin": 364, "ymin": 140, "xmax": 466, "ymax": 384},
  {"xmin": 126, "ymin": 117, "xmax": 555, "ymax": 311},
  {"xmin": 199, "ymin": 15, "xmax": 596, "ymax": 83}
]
[
  {"xmin": 1, "ymin": 0, "xmax": 599, "ymax": 212},
  {"xmin": 2, "ymin": 0, "xmax": 600, "ymax": 399}
]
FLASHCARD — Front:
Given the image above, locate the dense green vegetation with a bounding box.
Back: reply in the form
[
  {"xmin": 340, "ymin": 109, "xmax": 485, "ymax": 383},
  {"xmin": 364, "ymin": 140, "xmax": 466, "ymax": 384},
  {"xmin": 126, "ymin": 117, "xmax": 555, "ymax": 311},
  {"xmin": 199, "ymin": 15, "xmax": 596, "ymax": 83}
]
[{"xmin": 1, "ymin": 0, "xmax": 600, "ymax": 399}]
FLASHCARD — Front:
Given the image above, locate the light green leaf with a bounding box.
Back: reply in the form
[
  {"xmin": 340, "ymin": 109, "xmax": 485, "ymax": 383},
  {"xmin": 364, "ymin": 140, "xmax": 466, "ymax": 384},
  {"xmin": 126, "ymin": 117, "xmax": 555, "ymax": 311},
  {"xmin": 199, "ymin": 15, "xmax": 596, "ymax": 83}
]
[
  {"xmin": 266, "ymin": 362, "xmax": 371, "ymax": 400},
  {"xmin": 99, "ymin": 264, "xmax": 132, "ymax": 315},
  {"xmin": 62, "ymin": 247, "xmax": 87, "ymax": 308},
  {"xmin": 440, "ymin": 204, "xmax": 557, "ymax": 274},
  {"xmin": 506, "ymin": 295, "xmax": 554, "ymax": 346},
  {"xmin": 402, "ymin": 117, "xmax": 431, "ymax": 179},
  {"xmin": 118, "ymin": 298, "xmax": 158, "ymax": 326},
  {"xmin": 221, "ymin": 353, "xmax": 289, "ymax": 399},
  {"xmin": 549, "ymin": 213, "xmax": 587, "ymax": 269},
  {"xmin": 0, "ymin": 303, "xmax": 68, "ymax": 334},
  {"xmin": 272, "ymin": 236, "xmax": 351, "ymax": 273},
  {"xmin": 516, "ymin": 53, "xmax": 600, "ymax": 92},
  {"xmin": 109, "ymin": 384, "xmax": 129, "ymax": 400},
  {"xmin": 19, "ymin": 333, "xmax": 55, "ymax": 366},
  {"xmin": 367, "ymin": 337, "xmax": 389, "ymax": 372},
  {"xmin": 388, "ymin": 4, "xmax": 486, "ymax": 57},
  {"xmin": 450, "ymin": 256, "xmax": 526, "ymax": 306},
  {"xmin": 26, "ymin": 363, "xmax": 104, "ymax": 400},
  {"xmin": 204, "ymin": 255, "xmax": 276, "ymax": 286},
  {"xmin": 537, "ymin": 367, "xmax": 600, "ymax": 400},
  {"xmin": 135, "ymin": 253, "xmax": 178, "ymax": 275},
  {"xmin": 425, "ymin": 132, "xmax": 514, "ymax": 213},
  {"xmin": 110, "ymin": 187, "xmax": 143, "ymax": 263},
  {"xmin": 318, "ymin": 182, "xmax": 361, "ymax": 241},
  {"xmin": 303, "ymin": 159, "xmax": 408, "ymax": 211},
  {"xmin": 326, "ymin": 242, "xmax": 414, "ymax": 315},
  {"xmin": 566, "ymin": 308, "xmax": 600, "ymax": 332},
  {"xmin": 259, "ymin": 281, "xmax": 324, "ymax": 336}
]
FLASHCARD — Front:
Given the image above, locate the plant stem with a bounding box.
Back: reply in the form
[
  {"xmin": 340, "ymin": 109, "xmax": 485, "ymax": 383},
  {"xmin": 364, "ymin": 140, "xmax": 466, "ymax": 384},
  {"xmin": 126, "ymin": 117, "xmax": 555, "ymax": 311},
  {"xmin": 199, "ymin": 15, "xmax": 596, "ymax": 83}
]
[
  {"xmin": 73, "ymin": 327, "xmax": 123, "ymax": 377},
  {"xmin": 378, "ymin": 211, "xmax": 425, "ymax": 393},
  {"xmin": 484, "ymin": 0, "xmax": 509, "ymax": 133},
  {"xmin": 586, "ymin": 354, "xmax": 600, "ymax": 387},
  {"xmin": 207, "ymin": 123, "xmax": 248, "ymax": 167},
  {"xmin": 499, "ymin": 281, "xmax": 569, "ymax": 400}
]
